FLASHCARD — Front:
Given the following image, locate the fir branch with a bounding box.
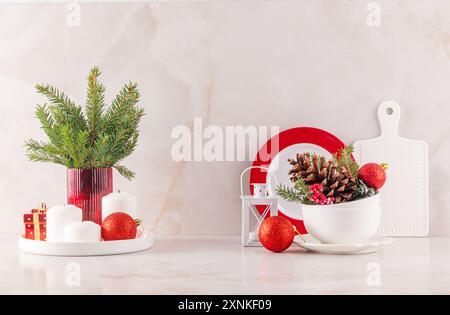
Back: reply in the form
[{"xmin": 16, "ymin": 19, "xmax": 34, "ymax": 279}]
[
  {"xmin": 35, "ymin": 104, "xmax": 59, "ymax": 146},
  {"xmin": 276, "ymin": 179, "xmax": 313, "ymax": 205},
  {"xmin": 355, "ymin": 180, "xmax": 375, "ymax": 200},
  {"xmin": 75, "ymin": 130, "xmax": 90, "ymax": 168},
  {"xmin": 91, "ymin": 133, "xmax": 110, "ymax": 168},
  {"xmin": 103, "ymin": 82, "xmax": 140, "ymax": 134},
  {"xmin": 333, "ymin": 145, "xmax": 360, "ymax": 178},
  {"xmin": 35, "ymin": 84, "xmax": 87, "ymax": 132},
  {"xmin": 114, "ymin": 165, "xmax": 135, "ymax": 181},
  {"xmin": 26, "ymin": 67, "xmax": 144, "ymax": 180},
  {"xmin": 276, "ymin": 184, "xmax": 304, "ymax": 202},
  {"xmin": 59, "ymin": 125, "xmax": 79, "ymax": 168},
  {"xmin": 25, "ymin": 139, "xmax": 67, "ymax": 165},
  {"xmin": 86, "ymin": 66, "xmax": 106, "ymax": 145},
  {"xmin": 293, "ymin": 178, "xmax": 311, "ymax": 197}
]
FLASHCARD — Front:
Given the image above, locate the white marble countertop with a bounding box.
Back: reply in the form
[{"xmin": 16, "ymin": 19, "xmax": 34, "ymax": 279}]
[{"xmin": 1, "ymin": 234, "xmax": 449, "ymax": 294}]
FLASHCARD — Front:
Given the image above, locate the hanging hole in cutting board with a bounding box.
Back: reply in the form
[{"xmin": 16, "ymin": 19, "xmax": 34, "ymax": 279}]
[{"xmin": 378, "ymin": 101, "xmax": 401, "ymax": 136}]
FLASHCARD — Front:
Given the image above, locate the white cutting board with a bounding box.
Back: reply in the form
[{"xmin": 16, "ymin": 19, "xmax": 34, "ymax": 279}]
[{"xmin": 353, "ymin": 101, "xmax": 429, "ymax": 237}]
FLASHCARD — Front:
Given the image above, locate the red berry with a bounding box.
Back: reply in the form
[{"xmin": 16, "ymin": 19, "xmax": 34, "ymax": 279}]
[
  {"xmin": 101, "ymin": 212, "xmax": 137, "ymax": 241},
  {"xmin": 258, "ymin": 216, "xmax": 295, "ymax": 253},
  {"xmin": 358, "ymin": 163, "xmax": 387, "ymax": 190}
]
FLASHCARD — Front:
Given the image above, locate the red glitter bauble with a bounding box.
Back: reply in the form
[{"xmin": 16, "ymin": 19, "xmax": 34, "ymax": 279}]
[
  {"xmin": 101, "ymin": 212, "xmax": 137, "ymax": 241},
  {"xmin": 358, "ymin": 163, "xmax": 387, "ymax": 191},
  {"xmin": 258, "ymin": 216, "xmax": 295, "ymax": 253}
]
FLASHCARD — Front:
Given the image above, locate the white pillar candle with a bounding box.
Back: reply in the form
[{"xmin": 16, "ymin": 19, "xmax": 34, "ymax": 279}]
[
  {"xmin": 64, "ymin": 222, "xmax": 101, "ymax": 242},
  {"xmin": 47, "ymin": 205, "xmax": 82, "ymax": 242},
  {"xmin": 102, "ymin": 191, "xmax": 137, "ymax": 220}
]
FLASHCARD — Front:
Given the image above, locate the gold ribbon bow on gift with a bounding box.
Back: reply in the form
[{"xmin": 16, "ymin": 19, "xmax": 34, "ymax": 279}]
[
  {"xmin": 32, "ymin": 212, "xmax": 41, "ymax": 241},
  {"xmin": 32, "ymin": 202, "xmax": 47, "ymax": 241}
]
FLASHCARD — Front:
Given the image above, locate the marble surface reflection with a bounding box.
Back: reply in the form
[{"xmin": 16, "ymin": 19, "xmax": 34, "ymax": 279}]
[{"xmin": 0, "ymin": 235, "xmax": 447, "ymax": 294}]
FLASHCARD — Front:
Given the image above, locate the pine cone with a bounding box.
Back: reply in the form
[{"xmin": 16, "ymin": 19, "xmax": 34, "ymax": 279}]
[
  {"xmin": 288, "ymin": 153, "xmax": 328, "ymax": 184},
  {"xmin": 288, "ymin": 153, "xmax": 358, "ymax": 203}
]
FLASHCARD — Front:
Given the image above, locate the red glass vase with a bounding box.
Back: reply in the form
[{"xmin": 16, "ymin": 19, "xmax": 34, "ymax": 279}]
[{"xmin": 67, "ymin": 168, "xmax": 113, "ymax": 224}]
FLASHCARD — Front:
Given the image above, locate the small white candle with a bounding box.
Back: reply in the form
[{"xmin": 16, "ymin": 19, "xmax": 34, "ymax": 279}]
[
  {"xmin": 102, "ymin": 190, "xmax": 137, "ymax": 220},
  {"xmin": 64, "ymin": 222, "xmax": 101, "ymax": 242},
  {"xmin": 47, "ymin": 205, "xmax": 82, "ymax": 242}
]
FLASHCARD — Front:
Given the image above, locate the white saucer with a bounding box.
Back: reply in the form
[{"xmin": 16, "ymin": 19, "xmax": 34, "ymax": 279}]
[{"xmin": 295, "ymin": 235, "xmax": 393, "ymax": 255}]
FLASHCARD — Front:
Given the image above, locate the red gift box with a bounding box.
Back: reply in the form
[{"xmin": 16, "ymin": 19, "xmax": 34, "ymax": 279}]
[{"xmin": 23, "ymin": 204, "xmax": 47, "ymax": 241}]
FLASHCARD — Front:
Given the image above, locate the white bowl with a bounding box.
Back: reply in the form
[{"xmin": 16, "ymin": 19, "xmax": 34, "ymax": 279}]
[
  {"xmin": 302, "ymin": 195, "xmax": 381, "ymax": 244},
  {"xmin": 315, "ymin": 193, "xmax": 380, "ymax": 209}
]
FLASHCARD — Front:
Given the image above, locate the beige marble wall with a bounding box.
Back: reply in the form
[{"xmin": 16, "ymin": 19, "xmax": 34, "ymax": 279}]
[{"xmin": 0, "ymin": 1, "xmax": 449, "ymax": 236}]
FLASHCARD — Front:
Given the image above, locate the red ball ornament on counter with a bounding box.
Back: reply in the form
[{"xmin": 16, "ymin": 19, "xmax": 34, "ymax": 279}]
[
  {"xmin": 101, "ymin": 212, "xmax": 137, "ymax": 241},
  {"xmin": 258, "ymin": 216, "xmax": 295, "ymax": 253},
  {"xmin": 358, "ymin": 162, "xmax": 388, "ymax": 191}
]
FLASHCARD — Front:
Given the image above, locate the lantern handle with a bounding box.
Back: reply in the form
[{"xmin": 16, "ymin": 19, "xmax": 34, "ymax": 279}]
[{"xmin": 240, "ymin": 166, "xmax": 278, "ymax": 196}]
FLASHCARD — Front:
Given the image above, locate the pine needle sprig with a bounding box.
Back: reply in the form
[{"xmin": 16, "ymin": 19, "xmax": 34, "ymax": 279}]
[
  {"xmin": 35, "ymin": 84, "xmax": 87, "ymax": 132},
  {"xmin": 114, "ymin": 165, "xmax": 136, "ymax": 180},
  {"xmin": 275, "ymin": 184, "xmax": 304, "ymax": 202},
  {"xmin": 25, "ymin": 139, "xmax": 68, "ymax": 165},
  {"xmin": 25, "ymin": 67, "xmax": 144, "ymax": 180},
  {"xmin": 355, "ymin": 180, "xmax": 376, "ymax": 200},
  {"xmin": 86, "ymin": 66, "xmax": 106, "ymax": 145},
  {"xmin": 103, "ymin": 82, "xmax": 140, "ymax": 135},
  {"xmin": 333, "ymin": 145, "xmax": 360, "ymax": 178},
  {"xmin": 276, "ymin": 179, "xmax": 313, "ymax": 205},
  {"xmin": 91, "ymin": 133, "xmax": 110, "ymax": 167}
]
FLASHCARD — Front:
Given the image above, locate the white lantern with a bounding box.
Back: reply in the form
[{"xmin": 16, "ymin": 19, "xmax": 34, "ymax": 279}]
[{"xmin": 240, "ymin": 166, "xmax": 279, "ymax": 247}]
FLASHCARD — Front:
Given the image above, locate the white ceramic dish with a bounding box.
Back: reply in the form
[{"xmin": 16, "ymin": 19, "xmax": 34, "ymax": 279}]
[
  {"xmin": 302, "ymin": 196, "xmax": 381, "ymax": 244},
  {"xmin": 19, "ymin": 231, "xmax": 153, "ymax": 257},
  {"xmin": 296, "ymin": 235, "xmax": 393, "ymax": 255}
]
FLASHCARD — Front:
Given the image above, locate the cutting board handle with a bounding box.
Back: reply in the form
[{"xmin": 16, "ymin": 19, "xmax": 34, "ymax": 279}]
[{"xmin": 378, "ymin": 100, "xmax": 401, "ymax": 137}]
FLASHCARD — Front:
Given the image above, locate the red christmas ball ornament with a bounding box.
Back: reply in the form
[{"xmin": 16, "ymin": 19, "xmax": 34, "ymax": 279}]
[
  {"xmin": 358, "ymin": 162, "xmax": 388, "ymax": 190},
  {"xmin": 258, "ymin": 216, "xmax": 295, "ymax": 253},
  {"xmin": 102, "ymin": 212, "xmax": 137, "ymax": 241}
]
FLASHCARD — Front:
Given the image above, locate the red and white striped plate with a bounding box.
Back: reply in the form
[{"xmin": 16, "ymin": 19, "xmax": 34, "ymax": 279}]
[{"xmin": 250, "ymin": 127, "xmax": 346, "ymax": 234}]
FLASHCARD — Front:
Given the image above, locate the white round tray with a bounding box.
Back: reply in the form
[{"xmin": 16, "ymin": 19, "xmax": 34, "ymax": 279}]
[{"xmin": 19, "ymin": 231, "xmax": 154, "ymax": 257}]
